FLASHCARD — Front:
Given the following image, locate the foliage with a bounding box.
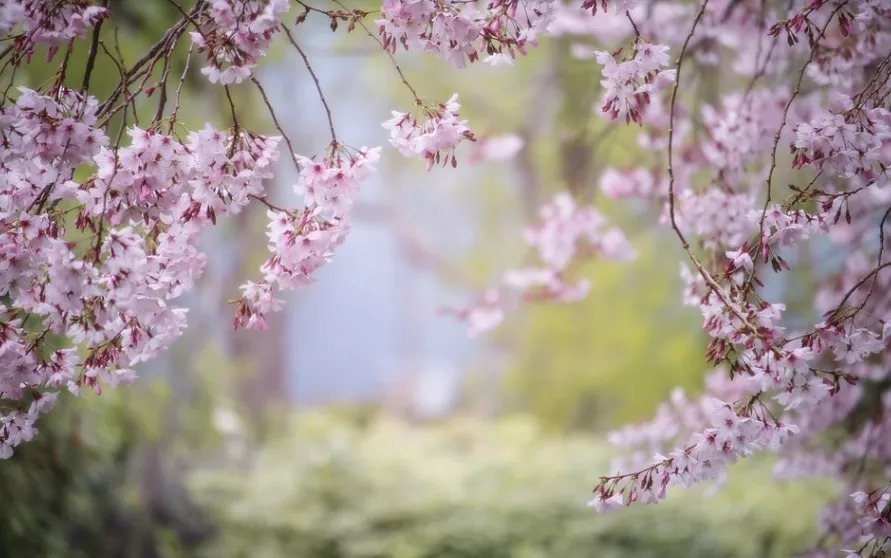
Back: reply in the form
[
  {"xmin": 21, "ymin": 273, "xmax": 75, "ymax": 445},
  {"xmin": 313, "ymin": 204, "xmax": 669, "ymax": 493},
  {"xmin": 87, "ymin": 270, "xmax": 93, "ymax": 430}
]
[
  {"xmin": 191, "ymin": 411, "xmax": 829, "ymax": 558},
  {"xmin": 506, "ymin": 232, "xmax": 705, "ymax": 430},
  {"xmin": 0, "ymin": 389, "xmax": 211, "ymax": 558}
]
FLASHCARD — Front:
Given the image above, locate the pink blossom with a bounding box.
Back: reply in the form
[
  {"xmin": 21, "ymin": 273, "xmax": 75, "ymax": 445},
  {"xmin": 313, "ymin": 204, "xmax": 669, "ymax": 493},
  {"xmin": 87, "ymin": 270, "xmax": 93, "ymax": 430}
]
[
  {"xmin": 191, "ymin": 0, "xmax": 289, "ymax": 84},
  {"xmin": 383, "ymin": 95, "xmax": 475, "ymax": 169},
  {"xmin": 594, "ymin": 43, "xmax": 676, "ymax": 125}
]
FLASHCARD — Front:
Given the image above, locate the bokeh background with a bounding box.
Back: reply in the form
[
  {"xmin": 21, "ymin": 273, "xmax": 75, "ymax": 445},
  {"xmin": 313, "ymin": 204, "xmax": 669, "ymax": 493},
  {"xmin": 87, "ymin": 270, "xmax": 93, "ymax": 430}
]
[{"xmin": 2, "ymin": 2, "xmax": 833, "ymax": 556}]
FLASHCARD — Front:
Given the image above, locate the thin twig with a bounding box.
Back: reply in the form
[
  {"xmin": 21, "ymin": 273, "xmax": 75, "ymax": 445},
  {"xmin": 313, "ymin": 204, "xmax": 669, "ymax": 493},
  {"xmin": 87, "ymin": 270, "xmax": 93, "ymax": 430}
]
[
  {"xmin": 759, "ymin": 2, "xmax": 847, "ymax": 235},
  {"xmin": 224, "ymin": 84, "xmax": 239, "ymax": 129},
  {"xmin": 667, "ymin": 0, "xmax": 709, "ymax": 252},
  {"xmin": 169, "ymin": 46, "xmax": 192, "ymax": 128},
  {"xmin": 329, "ymin": 0, "xmax": 420, "ymax": 103},
  {"xmin": 280, "ymin": 25, "xmax": 338, "ymax": 145},
  {"xmin": 152, "ymin": 52, "xmax": 173, "ymax": 125},
  {"xmin": 832, "ymin": 262, "xmax": 891, "ymax": 314},
  {"xmin": 742, "ymin": 2, "xmax": 847, "ymax": 291},
  {"xmin": 849, "ymin": 205, "xmax": 891, "ymax": 319},
  {"xmin": 666, "ymin": 0, "xmax": 755, "ymax": 330},
  {"xmin": 250, "ymin": 76, "xmax": 300, "ymax": 171},
  {"xmin": 97, "ymin": 1, "xmax": 204, "ymax": 117}
]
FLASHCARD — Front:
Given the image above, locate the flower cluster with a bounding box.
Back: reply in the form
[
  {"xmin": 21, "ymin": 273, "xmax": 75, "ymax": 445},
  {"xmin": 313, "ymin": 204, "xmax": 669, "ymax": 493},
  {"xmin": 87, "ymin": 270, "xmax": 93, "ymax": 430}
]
[
  {"xmin": 580, "ymin": 0, "xmax": 640, "ymax": 14},
  {"xmin": 594, "ymin": 42, "xmax": 676, "ymax": 124},
  {"xmin": 700, "ymin": 89, "xmax": 790, "ymax": 189},
  {"xmin": 1, "ymin": 0, "xmax": 108, "ymax": 60},
  {"xmin": 534, "ymin": 3, "xmax": 891, "ymax": 555},
  {"xmin": 234, "ymin": 147, "xmax": 381, "ymax": 331},
  {"xmin": 78, "ymin": 125, "xmax": 280, "ymax": 227},
  {"xmin": 844, "ymin": 486, "xmax": 891, "ymax": 558},
  {"xmin": 3, "ymin": 2, "xmax": 891, "ymax": 554},
  {"xmin": 793, "ymin": 95, "xmax": 891, "ymax": 189},
  {"xmin": 382, "ymin": 94, "xmax": 476, "ymax": 170},
  {"xmin": 452, "ymin": 193, "xmax": 633, "ymax": 336},
  {"xmin": 673, "ymin": 188, "xmax": 755, "ymax": 250},
  {"xmin": 599, "ymin": 167, "xmax": 657, "ymax": 199},
  {"xmin": 446, "ymin": 289, "xmax": 504, "ymax": 338},
  {"xmin": 0, "ymin": 83, "xmax": 282, "ymax": 458},
  {"xmin": 190, "ymin": 0, "xmax": 289, "ymax": 84},
  {"xmin": 377, "ymin": 0, "xmax": 555, "ymax": 67},
  {"xmin": 3, "ymin": 86, "xmax": 107, "ymax": 165},
  {"xmin": 591, "ymin": 399, "xmax": 799, "ymax": 512}
]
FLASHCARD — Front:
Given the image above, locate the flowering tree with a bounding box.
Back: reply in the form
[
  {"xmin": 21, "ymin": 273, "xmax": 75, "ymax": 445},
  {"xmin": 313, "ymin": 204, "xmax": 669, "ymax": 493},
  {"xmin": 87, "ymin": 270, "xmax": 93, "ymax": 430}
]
[{"xmin": 1, "ymin": 0, "xmax": 890, "ymax": 555}]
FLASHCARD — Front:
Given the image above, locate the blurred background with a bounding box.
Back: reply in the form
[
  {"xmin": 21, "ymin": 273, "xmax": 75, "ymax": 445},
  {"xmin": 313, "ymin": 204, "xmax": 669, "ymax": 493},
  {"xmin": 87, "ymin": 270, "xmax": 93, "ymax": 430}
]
[{"xmin": 3, "ymin": 2, "xmax": 833, "ymax": 557}]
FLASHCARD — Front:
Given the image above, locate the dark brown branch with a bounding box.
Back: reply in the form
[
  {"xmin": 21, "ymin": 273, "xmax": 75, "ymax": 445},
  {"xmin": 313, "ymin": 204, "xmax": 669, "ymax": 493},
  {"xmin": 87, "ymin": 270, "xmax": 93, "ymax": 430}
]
[
  {"xmin": 224, "ymin": 84, "xmax": 239, "ymax": 130},
  {"xmin": 81, "ymin": 6, "xmax": 106, "ymax": 92},
  {"xmin": 97, "ymin": 0, "xmax": 205, "ymax": 117}
]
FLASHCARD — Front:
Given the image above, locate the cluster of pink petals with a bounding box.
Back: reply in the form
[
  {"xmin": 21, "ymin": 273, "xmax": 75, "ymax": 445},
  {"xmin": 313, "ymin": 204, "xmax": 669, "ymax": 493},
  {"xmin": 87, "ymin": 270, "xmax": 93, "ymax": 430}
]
[
  {"xmin": 700, "ymin": 89, "xmax": 791, "ymax": 188},
  {"xmin": 672, "ymin": 188, "xmax": 755, "ymax": 250},
  {"xmin": 580, "ymin": 0, "xmax": 640, "ymax": 14},
  {"xmin": 452, "ymin": 193, "xmax": 634, "ymax": 336},
  {"xmin": 594, "ymin": 42, "xmax": 676, "ymax": 125},
  {"xmin": 78, "ymin": 125, "xmax": 280, "ymax": 226},
  {"xmin": 793, "ymin": 94, "xmax": 891, "ymax": 189},
  {"xmin": 382, "ymin": 94, "xmax": 476, "ymax": 170},
  {"xmin": 1, "ymin": 0, "xmax": 108, "ymax": 58},
  {"xmin": 576, "ymin": 5, "xmax": 891, "ymax": 556},
  {"xmin": 0, "ymin": 85, "xmax": 281, "ymax": 458},
  {"xmin": 191, "ymin": 0, "xmax": 289, "ymax": 84},
  {"xmin": 3, "ymin": 5, "xmax": 891, "ymax": 556},
  {"xmin": 844, "ymin": 486, "xmax": 891, "ymax": 557},
  {"xmin": 2, "ymin": 86, "xmax": 108, "ymax": 165},
  {"xmin": 599, "ymin": 167, "xmax": 658, "ymax": 199},
  {"xmin": 593, "ymin": 289, "xmax": 885, "ymax": 513},
  {"xmin": 234, "ymin": 147, "xmax": 381, "ymax": 331},
  {"xmin": 377, "ymin": 0, "xmax": 555, "ymax": 67},
  {"xmin": 591, "ymin": 398, "xmax": 800, "ymax": 512}
]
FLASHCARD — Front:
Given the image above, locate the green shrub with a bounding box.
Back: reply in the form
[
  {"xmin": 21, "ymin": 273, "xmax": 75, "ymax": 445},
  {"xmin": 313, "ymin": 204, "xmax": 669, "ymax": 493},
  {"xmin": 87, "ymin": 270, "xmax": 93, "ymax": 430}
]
[
  {"xmin": 0, "ymin": 393, "xmax": 211, "ymax": 558},
  {"xmin": 191, "ymin": 412, "xmax": 831, "ymax": 558}
]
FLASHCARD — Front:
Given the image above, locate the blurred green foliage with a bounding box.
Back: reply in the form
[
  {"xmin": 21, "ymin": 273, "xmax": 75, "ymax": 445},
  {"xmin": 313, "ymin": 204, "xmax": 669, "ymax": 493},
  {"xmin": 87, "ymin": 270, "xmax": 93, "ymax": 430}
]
[
  {"xmin": 505, "ymin": 232, "xmax": 707, "ymax": 431},
  {"xmin": 191, "ymin": 411, "xmax": 830, "ymax": 558},
  {"xmin": 495, "ymin": 42, "xmax": 709, "ymax": 432},
  {"xmin": 0, "ymin": 387, "xmax": 212, "ymax": 558}
]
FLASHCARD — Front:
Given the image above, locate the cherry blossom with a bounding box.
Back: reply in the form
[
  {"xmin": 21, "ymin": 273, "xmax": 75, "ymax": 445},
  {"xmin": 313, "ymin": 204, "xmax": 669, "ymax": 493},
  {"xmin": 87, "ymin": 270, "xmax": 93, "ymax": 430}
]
[
  {"xmin": 233, "ymin": 146, "xmax": 381, "ymax": 330},
  {"xmin": 562, "ymin": 3, "xmax": 891, "ymax": 555},
  {"xmin": 468, "ymin": 133, "xmax": 524, "ymax": 164},
  {"xmin": 377, "ymin": 0, "xmax": 555, "ymax": 67},
  {"xmin": 2, "ymin": 2, "xmax": 891, "ymax": 555},
  {"xmin": 191, "ymin": 0, "xmax": 290, "ymax": 84},
  {"xmin": 382, "ymin": 94, "xmax": 476, "ymax": 169},
  {"xmin": 2, "ymin": 0, "xmax": 109, "ymax": 59},
  {"xmin": 452, "ymin": 193, "xmax": 633, "ymax": 336},
  {"xmin": 593, "ymin": 42, "xmax": 676, "ymax": 124}
]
